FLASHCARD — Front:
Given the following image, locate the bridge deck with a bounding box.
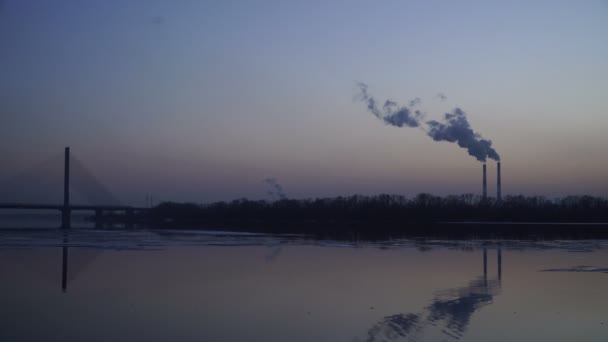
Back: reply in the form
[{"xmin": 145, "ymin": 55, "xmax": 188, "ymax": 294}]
[{"xmin": 0, "ymin": 203, "xmax": 147, "ymax": 211}]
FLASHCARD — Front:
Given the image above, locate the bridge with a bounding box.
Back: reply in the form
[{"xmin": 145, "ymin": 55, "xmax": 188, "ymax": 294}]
[
  {"xmin": 0, "ymin": 203, "xmax": 143, "ymax": 211},
  {"xmin": 0, "ymin": 147, "xmax": 148, "ymax": 228}
]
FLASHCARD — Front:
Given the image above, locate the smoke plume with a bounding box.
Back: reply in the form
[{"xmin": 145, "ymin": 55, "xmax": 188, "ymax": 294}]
[
  {"xmin": 427, "ymin": 108, "xmax": 500, "ymax": 162},
  {"xmin": 356, "ymin": 83, "xmax": 500, "ymax": 162},
  {"xmin": 357, "ymin": 82, "xmax": 421, "ymax": 128},
  {"xmin": 263, "ymin": 178, "xmax": 287, "ymax": 200}
]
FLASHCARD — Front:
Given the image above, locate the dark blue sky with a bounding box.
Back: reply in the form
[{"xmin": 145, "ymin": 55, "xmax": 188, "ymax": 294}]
[{"xmin": 2, "ymin": 1, "xmax": 607, "ymax": 204}]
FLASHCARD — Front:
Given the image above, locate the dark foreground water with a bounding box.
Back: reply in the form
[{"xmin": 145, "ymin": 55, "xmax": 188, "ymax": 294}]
[{"xmin": 1, "ymin": 228, "xmax": 608, "ymax": 342}]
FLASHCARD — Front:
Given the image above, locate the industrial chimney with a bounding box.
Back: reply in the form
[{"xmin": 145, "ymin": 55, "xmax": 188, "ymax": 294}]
[
  {"xmin": 482, "ymin": 163, "xmax": 487, "ymax": 200},
  {"xmin": 497, "ymin": 161, "xmax": 502, "ymax": 202}
]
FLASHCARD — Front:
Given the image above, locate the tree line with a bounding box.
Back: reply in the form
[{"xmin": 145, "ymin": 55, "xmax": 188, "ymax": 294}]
[{"xmin": 150, "ymin": 194, "xmax": 608, "ymax": 227}]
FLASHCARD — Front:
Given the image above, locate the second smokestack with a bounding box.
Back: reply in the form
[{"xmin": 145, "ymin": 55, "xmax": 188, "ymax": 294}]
[
  {"xmin": 482, "ymin": 163, "xmax": 487, "ymax": 200},
  {"xmin": 497, "ymin": 161, "xmax": 502, "ymax": 202}
]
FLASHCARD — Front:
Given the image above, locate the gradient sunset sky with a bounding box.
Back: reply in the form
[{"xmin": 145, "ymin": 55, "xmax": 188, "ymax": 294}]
[{"xmin": 1, "ymin": 1, "xmax": 607, "ymax": 204}]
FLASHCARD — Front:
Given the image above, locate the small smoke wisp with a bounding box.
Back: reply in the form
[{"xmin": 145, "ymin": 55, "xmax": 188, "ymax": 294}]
[
  {"xmin": 356, "ymin": 82, "xmax": 422, "ymax": 128},
  {"xmin": 263, "ymin": 178, "xmax": 287, "ymax": 200},
  {"xmin": 409, "ymin": 97, "xmax": 422, "ymax": 107},
  {"xmin": 356, "ymin": 83, "xmax": 499, "ymax": 162}
]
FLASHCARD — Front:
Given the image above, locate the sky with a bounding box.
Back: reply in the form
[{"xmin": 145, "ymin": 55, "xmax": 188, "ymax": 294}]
[{"xmin": 1, "ymin": 0, "xmax": 607, "ymax": 205}]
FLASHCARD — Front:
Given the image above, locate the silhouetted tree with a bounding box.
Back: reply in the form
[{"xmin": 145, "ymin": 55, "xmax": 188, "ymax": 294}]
[{"xmin": 149, "ymin": 194, "xmax": 608, "ymax": 234}]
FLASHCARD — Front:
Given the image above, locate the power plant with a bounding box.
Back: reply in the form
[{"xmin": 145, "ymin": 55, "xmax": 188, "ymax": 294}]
[
  {"xmin": 482, "ymin": 162, "xmax": 502, "ymax": 201},
  {"xmin": 358, "ymin": 84, "xmax": 504, "ymax": 201}
]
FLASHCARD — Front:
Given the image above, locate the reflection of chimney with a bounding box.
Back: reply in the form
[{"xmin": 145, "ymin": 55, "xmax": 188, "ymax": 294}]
[
  {"xmin": 482, "ymin": 164, "xmax": 487, "ymax": 199},
  {"xmin": 497, "ymin": 162, "xmax": 502, "ymax": 201},
  {"xmin": 483, "ymin": 248, "xmax": 487, "ymax": 277},
  {"xmin": 497, "ymin": 248, "xmax": 502, "ymax": 281}
]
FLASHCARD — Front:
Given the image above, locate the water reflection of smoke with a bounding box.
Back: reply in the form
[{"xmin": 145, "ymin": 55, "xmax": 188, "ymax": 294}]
[
  {"xmin": 365, "ymin": 313, "xmax": 422, "ymax": 342},
  {"xmin": 427, "ymin": 277, "xmax": 499, "ymax": 339},
  {"xmin": 363, "ymin": 248, "xmax": 502, "ymax": 341}
]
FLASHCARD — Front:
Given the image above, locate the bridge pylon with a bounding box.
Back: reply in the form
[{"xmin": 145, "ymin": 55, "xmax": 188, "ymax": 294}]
[{"xmin": 61, "ymin": 147, "xmax": 70, "ymax": 229}]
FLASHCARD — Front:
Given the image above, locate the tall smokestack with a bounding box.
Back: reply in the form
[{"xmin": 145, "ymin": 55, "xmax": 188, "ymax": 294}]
[
  {"xmin": 497, "ymin": 162, "xmax": 502, "ymax": 202},
  {"xmin": 482, "ymin": 163, "xmax": 487, "ymax": 200}
]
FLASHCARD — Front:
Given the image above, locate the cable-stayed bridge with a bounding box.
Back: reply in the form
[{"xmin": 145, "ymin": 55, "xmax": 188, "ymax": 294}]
[{"xmin": 0, "ymin": 147, "xmax": 148, "ymax": 228}]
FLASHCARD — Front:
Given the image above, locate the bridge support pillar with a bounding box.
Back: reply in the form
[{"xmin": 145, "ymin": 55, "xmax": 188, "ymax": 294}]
[
  {"xmin": 61, "ymin": 208, "xmax": 71, "ymax": 229},
  {"xmin": 95, "ymin": 209, "xmax": 103, "ymax": 229},
  {"xmin": 125, "ymin": 208, "xmax": 134, "ymax": 229}
]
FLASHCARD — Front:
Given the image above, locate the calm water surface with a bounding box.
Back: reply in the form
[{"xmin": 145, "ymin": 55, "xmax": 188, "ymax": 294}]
[{"xmin": 1, "ymin": 228, "xmax": 607, "ymax": 342}]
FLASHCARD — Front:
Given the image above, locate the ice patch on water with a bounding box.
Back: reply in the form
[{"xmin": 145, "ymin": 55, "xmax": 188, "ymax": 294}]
[
  {"xmin": 540, "ymin": 266, "xmax": 608, "ymax": 273},
  {"xmin": 1, "ymin": 229, "xmax": 608, "ymax": 251}
]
